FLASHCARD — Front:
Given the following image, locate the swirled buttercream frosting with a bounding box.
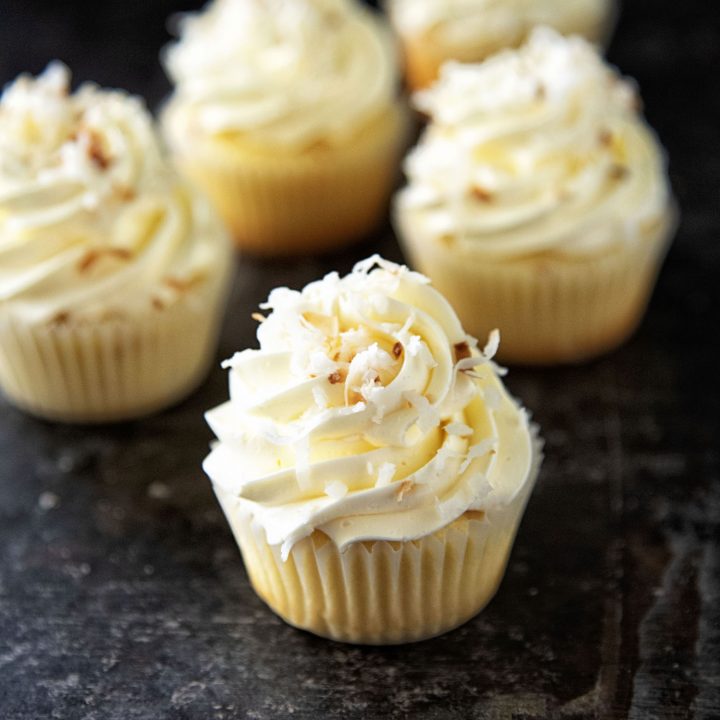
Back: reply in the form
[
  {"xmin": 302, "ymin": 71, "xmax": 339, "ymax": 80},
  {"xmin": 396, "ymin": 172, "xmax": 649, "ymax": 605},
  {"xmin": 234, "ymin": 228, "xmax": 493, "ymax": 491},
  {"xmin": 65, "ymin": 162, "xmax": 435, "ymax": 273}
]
[
  {"xmin": 162, "ymin": 0, "xmax": 399, "ymax": 147},
  {"xmin": 0, "ymin": 63, "xmax": 229, "ymax": 323},
  {"xmin": 396, "ymin": 28, "xmax": 672, "ymax": 257},
  {"xmin": 204, "ymin": 256, "xmax": 536, "ymax": 558}
]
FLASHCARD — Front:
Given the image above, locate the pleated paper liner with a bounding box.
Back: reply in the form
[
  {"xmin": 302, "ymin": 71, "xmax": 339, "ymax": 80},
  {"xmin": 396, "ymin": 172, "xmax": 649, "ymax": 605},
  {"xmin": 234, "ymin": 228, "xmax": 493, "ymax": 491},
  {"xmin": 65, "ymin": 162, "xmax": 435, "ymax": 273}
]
[
  {"xmin": 0, "ymin": 271, "xmax": 230, "ymax": 423},
  {"xmin": 164, "ymin": 106, "xmax": 408, "ymax": 256},
  {"xmin": 215, "ymin": 452, "xmax": 539, "ymax": 646},
  {"xmin": 396, "ymin": 209, "xmax": 676, "ymax": 365}
]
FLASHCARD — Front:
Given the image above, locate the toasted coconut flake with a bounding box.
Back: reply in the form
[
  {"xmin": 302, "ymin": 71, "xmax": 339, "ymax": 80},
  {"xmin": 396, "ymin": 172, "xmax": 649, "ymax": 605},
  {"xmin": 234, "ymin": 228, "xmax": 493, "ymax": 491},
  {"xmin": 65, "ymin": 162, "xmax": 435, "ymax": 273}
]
[
  {"xmin": 85, "ymin": 128, "xmax": 112, "ymax": 169},
  {"xmin": 599, "ymin": 129, "xmax": 613, "ymax": 147},
  {"xmin": 454, "ymin": 341, "xmax": 471, "ymax": 362},
  {"xmin": 164, "ymin": 273, "xmax": 204, "ymax": 293},
  {"xmin": 325, "ymin": 481, "xmax": 348, "ymax": 499},
  {"xmin": 396, "ymin": 480, "xmax": 415, "ymax": 502},
  {"xmin": 114, "ymin": 184, "xmax": 136, "ymax": 202},
  {"xmin": 471, "ymin": 185, "xmax": 494, "ymax": 203},
  {"xmin": 77, "ymin": 247, "xmax": 132, "ymax": 273}
]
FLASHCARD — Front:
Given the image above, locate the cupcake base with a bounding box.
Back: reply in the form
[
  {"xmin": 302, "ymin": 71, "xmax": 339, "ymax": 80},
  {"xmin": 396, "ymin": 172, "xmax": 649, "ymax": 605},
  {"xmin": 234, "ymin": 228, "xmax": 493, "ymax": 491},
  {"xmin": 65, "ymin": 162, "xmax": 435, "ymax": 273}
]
[
  {"xmin": 396, "ymin": 210, "xmax": 676, "ymax": 365},
  {"xmin": 164, "ymin": 107, "xmax": 408, "ymax": 256},
  {"xmin": 215, "ymin": 475, "xmax": 536, "ymax": 645},
  {"xmin": 0, "ymin": 271, "xmax": 231, "ymax": 423}
]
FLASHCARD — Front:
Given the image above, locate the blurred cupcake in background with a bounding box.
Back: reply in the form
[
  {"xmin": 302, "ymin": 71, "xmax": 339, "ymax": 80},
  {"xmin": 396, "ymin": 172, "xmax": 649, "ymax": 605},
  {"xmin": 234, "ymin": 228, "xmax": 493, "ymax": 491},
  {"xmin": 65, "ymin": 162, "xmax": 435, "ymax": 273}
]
[
  {"xmin": 386, "ymin": 0, "xmax": 617, "ymax": 90},
  {"xmin": 161, "ymin": 0, "xmax": 408, "ymax": 256},
  {"xmin": 0, "ymin": 64, "xmax": 232, "ymax": 423},
  {"xmin": 393, "ymin": 28, "xmax": 677, "ymax": 365}
]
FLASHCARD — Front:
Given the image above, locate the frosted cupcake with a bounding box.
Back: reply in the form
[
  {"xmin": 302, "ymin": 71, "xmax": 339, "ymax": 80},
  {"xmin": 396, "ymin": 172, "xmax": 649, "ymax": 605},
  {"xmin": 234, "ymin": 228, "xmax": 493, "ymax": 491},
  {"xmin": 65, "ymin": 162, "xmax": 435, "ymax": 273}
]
[
  {"xmin": 394, "ymin": 29, "xmax": 677, "ymax": 365},
  {"xmin": 162, "ymin": 0, "xmax": 407, "ymax": 255},
  {"xmin": 0, "ymin": 64, "xmax": 232, "ymax": 423},
  {"xmin": 387, "ymin": 0, "xmax": 617, "ymax": 90},
  {"xmin": 204, "ymin": 255, "xmax": 540, "ymax": 644}
]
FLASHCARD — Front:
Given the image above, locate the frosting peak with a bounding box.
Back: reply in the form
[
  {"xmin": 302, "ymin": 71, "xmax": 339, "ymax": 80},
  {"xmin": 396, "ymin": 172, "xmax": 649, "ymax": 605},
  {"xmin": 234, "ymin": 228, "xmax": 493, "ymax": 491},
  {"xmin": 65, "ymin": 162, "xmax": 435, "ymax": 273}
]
[
  {"xmin": 204, "ymin": 256, "xmax": 536, "ymax": 558},
  {"xmin": 0, "ymin": 64, "xmax": 229, "ymax": 323},
  {"xmin": 163, "ymin": 0, "xmax": 399, "ymax": 147},
  {"xmin": 396, "ymin": 28, "xmax": 672, "ymax": 257}
]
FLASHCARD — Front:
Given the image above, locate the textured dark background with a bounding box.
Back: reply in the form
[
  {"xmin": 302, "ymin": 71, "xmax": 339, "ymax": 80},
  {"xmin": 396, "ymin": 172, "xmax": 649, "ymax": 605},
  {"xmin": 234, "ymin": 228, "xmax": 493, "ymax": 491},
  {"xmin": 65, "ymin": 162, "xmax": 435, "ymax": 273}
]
[{"xmin": 1, "ymin": 1, "xmax": 719, "ymax": 718}]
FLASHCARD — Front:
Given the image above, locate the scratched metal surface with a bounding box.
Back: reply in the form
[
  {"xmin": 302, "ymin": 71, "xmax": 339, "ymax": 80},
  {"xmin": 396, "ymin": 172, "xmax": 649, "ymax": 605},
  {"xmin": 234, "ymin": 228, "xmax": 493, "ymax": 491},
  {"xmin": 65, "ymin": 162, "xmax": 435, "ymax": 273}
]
[{"xmin": 0, "ymin": 1, "xmax": 718, "ymax": 718}]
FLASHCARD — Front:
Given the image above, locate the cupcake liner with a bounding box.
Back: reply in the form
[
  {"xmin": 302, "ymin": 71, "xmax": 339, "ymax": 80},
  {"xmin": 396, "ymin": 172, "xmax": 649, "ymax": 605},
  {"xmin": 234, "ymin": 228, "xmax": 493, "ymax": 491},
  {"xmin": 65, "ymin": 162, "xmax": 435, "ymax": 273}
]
[
  {"xmin": 396, "ymin": 209, "xmax": 676, "ymax": 365},
  {"xmin": 166, "ymin": 107, "xmax": 408, "ymax": 256},
  {"xmin": 215, "ymin": 465, "xmax": 538, "ymax": 645},
  {"xmin": 0, "ymin": 271, "xmax": 230, "ymax": 423}
]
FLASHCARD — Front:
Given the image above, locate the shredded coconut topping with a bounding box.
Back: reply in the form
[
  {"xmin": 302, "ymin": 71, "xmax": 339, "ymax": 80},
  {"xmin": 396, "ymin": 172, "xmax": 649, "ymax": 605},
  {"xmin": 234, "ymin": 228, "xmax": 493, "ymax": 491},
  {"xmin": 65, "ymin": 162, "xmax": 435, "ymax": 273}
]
[
  {"xmin": 204, "ymin": 255, "xmax": 536, "ymax": 553},
  {"xmin": 0, "ymin": 63, "xmax": 229, "ymax": 322},
  {"xmin": 396, "ymin": 27, "xmax": 672, "ymax": 258}
]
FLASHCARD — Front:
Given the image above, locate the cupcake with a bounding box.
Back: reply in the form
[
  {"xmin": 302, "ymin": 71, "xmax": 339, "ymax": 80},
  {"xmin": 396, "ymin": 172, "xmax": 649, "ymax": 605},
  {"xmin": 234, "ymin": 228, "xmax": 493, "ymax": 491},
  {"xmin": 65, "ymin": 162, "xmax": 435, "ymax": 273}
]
[
  {"xmin": 394, "ymin": 28, "xmax": 677, "ymax": 365},
  {"xmin": 161, "ymin": 0, "xmax": 407, "ymax": 255},
  {"xmin": 204, "ymin": 255, "xmax": 540, "ymax": 644},
  {"xmin": 0, "ymin": 64, "xmax": 232, "ymax": 423},
  {"xmin": 386, "ymin": 0, "xmax": 617, "ymax": 90}
]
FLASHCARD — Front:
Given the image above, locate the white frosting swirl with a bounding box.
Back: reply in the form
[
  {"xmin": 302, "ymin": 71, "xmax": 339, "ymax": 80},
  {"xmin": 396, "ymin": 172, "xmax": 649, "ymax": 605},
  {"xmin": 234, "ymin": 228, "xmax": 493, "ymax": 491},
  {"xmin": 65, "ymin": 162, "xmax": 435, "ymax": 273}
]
[
  {"xmin": 0, "ymin": 64, "xmax": 230, "ymax": 323},
  {"xmin": 204, "ymin": 256, "xmax": 536, "ymax": 558},
  {"xmin": 395, "ymin": 28, "xmax": 673, "ymax": 257},
  {"xmin": 388, "ymin": 0, "xmax": 612, "ymax": 45},
  {"xmin": 163, "ymin": 0, "xmax": 399, "ymax": 147}
]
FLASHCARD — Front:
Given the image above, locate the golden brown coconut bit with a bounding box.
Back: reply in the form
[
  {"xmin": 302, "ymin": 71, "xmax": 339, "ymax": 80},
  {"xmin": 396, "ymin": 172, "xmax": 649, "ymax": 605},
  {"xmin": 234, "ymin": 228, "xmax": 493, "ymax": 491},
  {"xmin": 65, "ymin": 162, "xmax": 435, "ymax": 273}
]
[{"xmin": 454, "ymin": 341, "xmax": 472, "ymax": 362}]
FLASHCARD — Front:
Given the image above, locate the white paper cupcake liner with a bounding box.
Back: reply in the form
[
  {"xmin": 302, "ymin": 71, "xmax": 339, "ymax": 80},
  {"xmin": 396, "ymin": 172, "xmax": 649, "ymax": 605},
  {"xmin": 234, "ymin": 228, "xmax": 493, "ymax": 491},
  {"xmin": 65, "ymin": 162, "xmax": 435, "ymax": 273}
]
[
  {"xmin": 215, "ymin": 449, "xmax": 539, "ymax": 645},
  {"xmin": 165, "ymin": 107, "xmax": 408, "ymax": 256},
  {"xmin": 396, "ymin": 209, "xmax": 676, "ymax": 364},
  {"xmin": 0, "ymin": 272, "xmax": 230, "ymax": 423}
]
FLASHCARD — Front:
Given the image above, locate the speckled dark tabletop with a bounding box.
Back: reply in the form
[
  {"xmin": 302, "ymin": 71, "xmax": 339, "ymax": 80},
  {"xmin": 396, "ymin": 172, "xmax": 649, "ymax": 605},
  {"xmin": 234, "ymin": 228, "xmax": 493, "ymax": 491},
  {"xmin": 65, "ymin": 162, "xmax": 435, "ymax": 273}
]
[{"xmin": 1, "ymin": 1, "xmax": 719, "ymax": 718}]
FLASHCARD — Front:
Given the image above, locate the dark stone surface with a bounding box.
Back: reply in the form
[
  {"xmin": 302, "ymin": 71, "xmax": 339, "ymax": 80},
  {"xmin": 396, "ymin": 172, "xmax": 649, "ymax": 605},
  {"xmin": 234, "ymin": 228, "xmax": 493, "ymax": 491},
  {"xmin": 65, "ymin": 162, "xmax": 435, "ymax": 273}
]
[{"xmin": 1, "ymin": 1, "xmax": 719, "ymax": 718}]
